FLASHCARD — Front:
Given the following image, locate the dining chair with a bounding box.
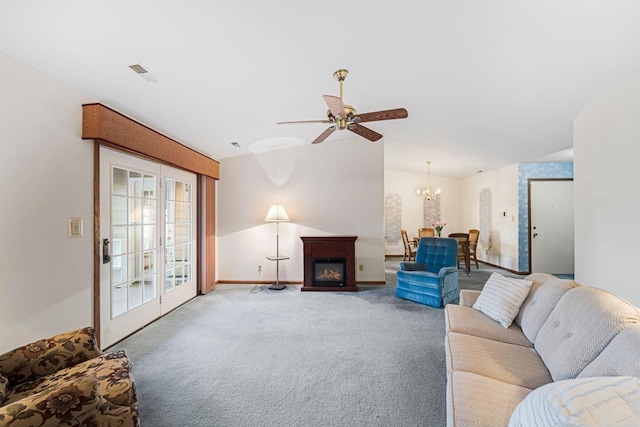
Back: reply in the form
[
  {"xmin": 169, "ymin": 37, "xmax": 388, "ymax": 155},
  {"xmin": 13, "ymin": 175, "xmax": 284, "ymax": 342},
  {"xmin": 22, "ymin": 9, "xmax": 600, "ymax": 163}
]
[
  {"xmin": 468, "ymin": 229, "xmax": 479, "ymax": 268},
  {"xmin": 418, "ymin": 227, "xmax": 435, "ymax": 238},
  {"xmin": 448, "ymin": 232, "xmax": 470, "ymax": 275},
  {"xmin": 400, "ymin": 229, "xmax": 418, "ymax": 261}
]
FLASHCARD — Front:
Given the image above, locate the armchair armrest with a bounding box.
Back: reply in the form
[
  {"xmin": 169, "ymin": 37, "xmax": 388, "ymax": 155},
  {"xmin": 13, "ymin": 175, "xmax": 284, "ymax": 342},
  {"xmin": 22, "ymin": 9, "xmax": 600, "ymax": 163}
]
[
  {"xmin": 438, "ymin": 266, "xmax": 458, "ymax": 278},
  {"xmin": 459, "ymin": 289, "xmax": 481, "ymax": 307},
  {"xmin": 399, "ymin": 262, "xmax": 426, "ymax": 271},
  {"xmin": 0, "ymin": 375, "xmax": 99, "ymax": 424},
  {"xmin": 0, "ymin": 327, "xmax": 102, "ymax": 386}
]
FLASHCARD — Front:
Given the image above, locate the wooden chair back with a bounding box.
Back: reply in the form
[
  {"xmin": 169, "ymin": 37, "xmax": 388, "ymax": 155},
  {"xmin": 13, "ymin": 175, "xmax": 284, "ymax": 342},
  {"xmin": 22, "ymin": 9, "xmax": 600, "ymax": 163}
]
[
  {"xmin": 400, "ymin": 229, "xmax": 417, "ymax": 261},
  {"xmin": 468, "ymin": 229, "xmax": 480, "ymax": 268},
  {"xmin": 418, "ymin": 227, "xmax": 435, "ymax": 238}
]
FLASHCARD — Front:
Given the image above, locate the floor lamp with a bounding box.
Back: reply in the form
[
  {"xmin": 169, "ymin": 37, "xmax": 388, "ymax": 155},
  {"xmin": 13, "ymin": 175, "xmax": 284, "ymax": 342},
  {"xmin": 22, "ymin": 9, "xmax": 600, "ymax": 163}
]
[{"xmin": 265, "ymin": 204, "xmax": 289, "ymax": 290}]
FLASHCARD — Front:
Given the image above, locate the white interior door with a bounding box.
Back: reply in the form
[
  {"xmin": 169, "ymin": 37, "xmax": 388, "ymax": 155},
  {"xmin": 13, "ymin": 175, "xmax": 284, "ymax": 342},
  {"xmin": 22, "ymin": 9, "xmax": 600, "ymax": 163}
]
[
  {"xmin": 161, "ymin": 168, "xmax": 197, "ymax": 314},
  {"xmin": 100, "ymin": 147, "xmax": 197, "ymax": 348},
  {"xmin": 530, "ymin": 180, "xmax": 574, "ymax": 275}
]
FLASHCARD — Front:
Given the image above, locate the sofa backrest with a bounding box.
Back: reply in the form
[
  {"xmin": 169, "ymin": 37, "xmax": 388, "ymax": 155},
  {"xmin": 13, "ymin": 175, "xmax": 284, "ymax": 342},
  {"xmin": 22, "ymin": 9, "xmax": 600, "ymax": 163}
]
[
  {"xmin": 515, "ymin": 273, "xmax": 580, "ymax": 343},
  {"xmin": 415, "ymin": 237, "xmax": 457, "ymax": 274},
  {"xmin": 534, "ymin": 286, "xmax": 640, "ymax": 381},
  {"xmin": 578, "ymin": 323, "xmax": 640, "ymax": 379}
]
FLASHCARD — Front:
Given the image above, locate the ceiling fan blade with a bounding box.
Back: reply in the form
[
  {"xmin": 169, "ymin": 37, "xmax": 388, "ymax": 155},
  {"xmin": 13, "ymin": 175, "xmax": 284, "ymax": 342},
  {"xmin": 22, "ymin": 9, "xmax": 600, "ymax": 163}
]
[
  {"xmin": 322, "ymin": 95, "xmax": 346, "ymax": 118},
  {"xmin": 349, "ymin": 123, "xmax": 383, "ymax": 142},
  {"xmin": 312, "ymin": 126, "xmax": 336, "ymax": 144},
  {"xmin": 356, "ymin": 108, "xmax": 408, "ymax": 123},
  {"xmin": 277, "ymin": 120, "xmax": 332, "ymax": 125}
]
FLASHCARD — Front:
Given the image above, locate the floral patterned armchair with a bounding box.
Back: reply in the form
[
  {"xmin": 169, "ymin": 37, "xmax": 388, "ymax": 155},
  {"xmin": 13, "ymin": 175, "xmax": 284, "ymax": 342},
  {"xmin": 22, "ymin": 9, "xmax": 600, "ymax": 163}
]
[{"xmin": 0, "ymin": 327, "xmax": 139, "ymax": 426}]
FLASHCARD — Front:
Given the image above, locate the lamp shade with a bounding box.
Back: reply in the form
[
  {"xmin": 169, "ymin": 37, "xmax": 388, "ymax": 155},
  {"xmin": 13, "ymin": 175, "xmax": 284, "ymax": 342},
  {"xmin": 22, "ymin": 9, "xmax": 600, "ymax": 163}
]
[{"xmin": 265, "ymin": 204, "xmax": 289, "ymax": 222}]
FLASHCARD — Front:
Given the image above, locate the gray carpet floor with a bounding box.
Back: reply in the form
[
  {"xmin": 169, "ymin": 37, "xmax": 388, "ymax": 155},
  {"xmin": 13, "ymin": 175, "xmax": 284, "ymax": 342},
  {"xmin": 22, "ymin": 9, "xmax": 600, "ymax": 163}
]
[{"xmin": 113, "ymin": 260, "xmax": 517, "ymax": 427}]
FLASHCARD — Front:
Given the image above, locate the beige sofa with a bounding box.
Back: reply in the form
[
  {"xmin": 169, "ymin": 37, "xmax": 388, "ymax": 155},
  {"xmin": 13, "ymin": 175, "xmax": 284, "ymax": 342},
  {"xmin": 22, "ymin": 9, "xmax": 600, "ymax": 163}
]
[
  {"xmin": 0, "ymin": 327, "xmax": 139, "ymax": 426},
  {"xmin": 444, "ymin": 273, "xmax": 640, "ymax": 426}
]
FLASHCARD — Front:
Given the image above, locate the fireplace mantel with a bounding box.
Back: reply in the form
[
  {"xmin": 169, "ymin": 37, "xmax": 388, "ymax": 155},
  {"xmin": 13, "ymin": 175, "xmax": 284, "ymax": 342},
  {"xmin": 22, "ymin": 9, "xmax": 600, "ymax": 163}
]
[{"xmin": 300, "ymin": 236, "xmax": 358, "ymax": 292}]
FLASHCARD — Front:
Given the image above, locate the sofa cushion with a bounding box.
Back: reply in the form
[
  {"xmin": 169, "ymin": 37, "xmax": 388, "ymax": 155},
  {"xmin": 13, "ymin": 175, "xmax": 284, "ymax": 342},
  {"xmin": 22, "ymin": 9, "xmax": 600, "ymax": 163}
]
[
  {"xmin": 0, "ymin": 375, "xmax": 99, "ymax": 427},
  {"xmin": 472, "ymin": 273, "xmax": 532, "ymax": 328},
  {"xmin": 515, "ymin": 273, "xmax": 580, "ymax": 343},
  {"xmin": 535, "ymin": 286, "xmax": 640, "ymax": 381},
  {"xmin": 445, "ymin": 332, "xmax": 552, "ymax": 389},
  {"xmin": 447, "ymin": 371, "xmax": 532, "ymax": 427},
  {"xmin": 444, "ymin": 304, "xmax": 533, "ymax": 347},
  {"xmin": 4, "ymin": 351, "xmax": 136, "ymax": 408},
  {"xmin": 508, "ymin": 376, "xmax": 640, "ymax": 427},
  {"xmin": 578, "ymin": 324, "xmax": 640, "ymax": 379}
]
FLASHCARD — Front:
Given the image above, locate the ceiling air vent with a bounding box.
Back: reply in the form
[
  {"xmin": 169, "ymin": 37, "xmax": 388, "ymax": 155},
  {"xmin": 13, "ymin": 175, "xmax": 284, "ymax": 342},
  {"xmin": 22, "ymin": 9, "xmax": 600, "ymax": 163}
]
[{"xmin": 129, "ymin": 64, "xmax": 157, "ymax": 82}]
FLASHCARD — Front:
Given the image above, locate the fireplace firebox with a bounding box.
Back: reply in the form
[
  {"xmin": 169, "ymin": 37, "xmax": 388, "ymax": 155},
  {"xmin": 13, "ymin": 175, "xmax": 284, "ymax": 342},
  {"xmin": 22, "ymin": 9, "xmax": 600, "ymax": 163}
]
[{"xmin": 313, "ymin": 258, "xmax": 346, "ymax": 287}]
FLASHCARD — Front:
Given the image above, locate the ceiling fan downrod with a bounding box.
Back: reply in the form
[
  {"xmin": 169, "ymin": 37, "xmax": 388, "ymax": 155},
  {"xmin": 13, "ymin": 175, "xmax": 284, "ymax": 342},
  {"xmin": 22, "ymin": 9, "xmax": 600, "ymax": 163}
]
[{"xmin": 333, "ymin": 69, "xmax": 348, "ymax": 99}]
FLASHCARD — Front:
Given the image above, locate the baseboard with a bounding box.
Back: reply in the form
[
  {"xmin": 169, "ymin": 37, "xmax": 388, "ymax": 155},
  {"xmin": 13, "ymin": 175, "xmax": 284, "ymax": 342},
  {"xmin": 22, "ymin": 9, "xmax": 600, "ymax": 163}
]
[
  {"xmin": 216, "ymin": 280, "xmax": 387, "ymax": 286},
  {"xmin": 476, "ymin": 260, "xmax": 529, "ymax": 276},
  {"xmin": 216, "ymin": 280, "xmax": 303, "ymax": 285}
]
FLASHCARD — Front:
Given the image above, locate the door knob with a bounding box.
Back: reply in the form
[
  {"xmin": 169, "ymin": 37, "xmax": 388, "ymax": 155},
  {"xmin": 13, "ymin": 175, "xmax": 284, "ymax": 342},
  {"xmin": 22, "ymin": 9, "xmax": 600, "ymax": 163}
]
[{"xmin": 533, "ymin": 233, "xmax": 538, "ymax": 238}]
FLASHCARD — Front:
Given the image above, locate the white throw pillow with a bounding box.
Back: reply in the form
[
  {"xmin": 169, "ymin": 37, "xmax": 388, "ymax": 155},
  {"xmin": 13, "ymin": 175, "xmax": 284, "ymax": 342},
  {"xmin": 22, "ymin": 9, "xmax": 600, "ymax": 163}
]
[
  {"xmin": 508, "ymin": 376, "xmax": 640, "ymax": 427},
  {"xmin": 472, "ymin": 272, "xmax": 532, "ymax": 328}
]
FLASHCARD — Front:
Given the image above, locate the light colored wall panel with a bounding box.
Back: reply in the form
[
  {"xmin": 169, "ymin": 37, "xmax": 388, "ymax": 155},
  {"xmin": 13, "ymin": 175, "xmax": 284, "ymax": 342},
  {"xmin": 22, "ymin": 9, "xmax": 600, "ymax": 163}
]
[
  {"xmin": 217, "ymin": 137, "xmax": 385, "ymax": 283},
  {"xmin": 574, "ymin": 73, "xmax": 640, "ymax": 306},
  {"xmin": 0, "ymin": 52, "xmax": 96, "ymax": 353}
]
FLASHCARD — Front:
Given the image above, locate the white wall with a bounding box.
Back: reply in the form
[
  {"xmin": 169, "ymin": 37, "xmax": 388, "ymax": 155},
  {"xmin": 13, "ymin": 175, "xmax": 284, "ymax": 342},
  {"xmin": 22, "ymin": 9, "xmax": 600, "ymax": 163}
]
[
  {"xmin": 574, "ymin": 73, "xmax": 640, "ymax": 306},
  {"xmin": 217, "ymin": 137, "xmax": 385, "ymax": 283},
  {"xmin": 0, "ymin": 52, "xmax": 96, "ymax": 353},
  {"xmin": 384, "ymin": 169, "xmax": 463, "ymax": 256},
  {"xmin": 461, "ymin": 166, "xmax": 520, "ymax": 271}
]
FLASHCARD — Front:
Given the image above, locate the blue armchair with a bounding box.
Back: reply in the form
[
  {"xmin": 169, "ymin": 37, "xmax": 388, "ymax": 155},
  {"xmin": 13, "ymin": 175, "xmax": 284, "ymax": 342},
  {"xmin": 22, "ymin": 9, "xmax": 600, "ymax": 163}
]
[{"xmin": 395, "ymin": 237, "xmax": 459, "ymax": 307}]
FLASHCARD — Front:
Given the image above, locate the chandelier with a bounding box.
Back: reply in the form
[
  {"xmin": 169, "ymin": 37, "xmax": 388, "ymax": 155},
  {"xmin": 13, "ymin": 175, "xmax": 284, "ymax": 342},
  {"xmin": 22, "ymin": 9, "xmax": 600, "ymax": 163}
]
[{"xmin": 416, "ymin": 161, "xmax": 441, "ymax": 200}]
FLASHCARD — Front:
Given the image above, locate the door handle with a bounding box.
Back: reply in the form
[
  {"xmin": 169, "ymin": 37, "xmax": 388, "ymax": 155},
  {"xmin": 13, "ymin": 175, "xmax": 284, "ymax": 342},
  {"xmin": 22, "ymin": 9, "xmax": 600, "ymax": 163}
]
[
  {"xmin": 533, "ymin": 233, "xmax": 538, "ymax": 238},
  {"xmin": 103, "ymin": 238, "xmax": 111, "ymax": 264}
]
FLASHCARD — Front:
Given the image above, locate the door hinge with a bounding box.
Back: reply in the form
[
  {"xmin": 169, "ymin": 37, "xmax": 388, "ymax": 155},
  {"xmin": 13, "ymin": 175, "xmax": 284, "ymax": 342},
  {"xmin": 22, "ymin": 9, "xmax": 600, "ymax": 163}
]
[
  {"xmin": 160, "ymin": 237, "xmax": 163, "ymax": 246},
  {"xmin": 159, "ymin": 295, "xmax": 162, "ymax": 304},
  {"xmin": 160, "ymin": 179, "xmax": 162, "ymax": 189}
]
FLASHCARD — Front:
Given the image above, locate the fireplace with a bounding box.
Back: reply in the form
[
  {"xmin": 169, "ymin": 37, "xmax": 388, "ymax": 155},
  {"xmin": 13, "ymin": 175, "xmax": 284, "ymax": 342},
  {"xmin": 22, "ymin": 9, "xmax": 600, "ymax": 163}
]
[
  {"xmin": 313, "ymin": 258, "xmax": 346, "ymax": 287},
  {"xmin": 300, "ymin": 236, "xmax": 357, "ymax": 292}
]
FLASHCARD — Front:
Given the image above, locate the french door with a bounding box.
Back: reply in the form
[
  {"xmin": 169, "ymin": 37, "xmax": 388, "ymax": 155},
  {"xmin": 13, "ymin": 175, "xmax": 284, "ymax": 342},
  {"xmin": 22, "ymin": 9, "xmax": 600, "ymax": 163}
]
[{"xmin": 99, "ymin": 147, "xmax": 197, "ymax": 348}]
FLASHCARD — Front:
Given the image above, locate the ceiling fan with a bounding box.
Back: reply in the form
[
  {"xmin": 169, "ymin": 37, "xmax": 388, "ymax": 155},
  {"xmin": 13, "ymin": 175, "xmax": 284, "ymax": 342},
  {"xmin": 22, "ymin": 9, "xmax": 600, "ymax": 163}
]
[{"xmin": 277, "ymin": 69, "xmax": 409, "ymax": 144}]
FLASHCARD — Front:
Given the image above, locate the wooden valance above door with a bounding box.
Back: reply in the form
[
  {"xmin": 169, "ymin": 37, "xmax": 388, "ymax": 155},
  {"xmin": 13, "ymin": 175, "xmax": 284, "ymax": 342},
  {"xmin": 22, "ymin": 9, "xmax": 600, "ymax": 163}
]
[{"xmin": 82, "ymin": 103, "xmax": 219, "ymax": 179}]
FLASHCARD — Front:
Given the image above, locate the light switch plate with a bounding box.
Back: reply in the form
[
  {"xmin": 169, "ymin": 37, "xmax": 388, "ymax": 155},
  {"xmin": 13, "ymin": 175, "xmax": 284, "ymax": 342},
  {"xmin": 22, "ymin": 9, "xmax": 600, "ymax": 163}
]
[{"xmin": 68, "ymin": 217, "xmax": 83, "ymax": 237}]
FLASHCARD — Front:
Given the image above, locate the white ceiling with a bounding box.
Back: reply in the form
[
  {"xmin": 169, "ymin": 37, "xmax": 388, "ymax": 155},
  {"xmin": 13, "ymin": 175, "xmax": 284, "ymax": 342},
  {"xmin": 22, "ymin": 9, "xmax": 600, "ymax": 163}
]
[{"xmin": 1, "ymin": 1, "xmax": 640, "ymax": 177}]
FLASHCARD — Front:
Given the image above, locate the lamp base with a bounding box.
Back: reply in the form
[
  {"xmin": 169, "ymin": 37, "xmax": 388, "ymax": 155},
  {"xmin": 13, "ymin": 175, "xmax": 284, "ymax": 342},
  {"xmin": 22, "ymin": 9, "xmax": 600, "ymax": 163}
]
[{"xmin": 268, "ymin": 283, "xmax": 286, "ymax": 290}]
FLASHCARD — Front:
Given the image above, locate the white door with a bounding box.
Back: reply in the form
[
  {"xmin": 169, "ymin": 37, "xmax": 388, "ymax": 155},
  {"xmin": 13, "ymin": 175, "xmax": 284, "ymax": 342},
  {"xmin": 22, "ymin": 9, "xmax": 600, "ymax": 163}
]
[
  {"xmin": 100, "ymin": 148, "xmax": 197, "ymax": 348},
  {"xmin": 530, "ymin": 180, "xmax": 574, "ymax": 275}
]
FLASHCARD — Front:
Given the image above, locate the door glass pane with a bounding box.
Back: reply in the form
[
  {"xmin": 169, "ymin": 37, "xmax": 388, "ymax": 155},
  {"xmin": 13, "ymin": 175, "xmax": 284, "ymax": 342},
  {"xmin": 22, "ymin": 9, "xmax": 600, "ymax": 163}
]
[
  {"xmin": 112, "ymin": 285, "xmax": 127, "ymax": 317},
  {"xmin": 111, "ymin": 166, "xmax": 158, "ymax": 318},
  {"xmin": 112, "ymin": 227, "xmax": 127, "ymax": 255},
  {"xmin": 165, "ymin": 269, "xmax": 175, "ymax": 292},
  {"xmin": 113, "ymin": 168, "xmax": 128, "ymax": 196},
  {"xmin": 129, "ymin": 279, "xmax": 143, "ymax": 309},
  {"xmin": 112, "ymin": 196, "xmax": 127, "ymax": 225},
  {"xmin": 144, "ymin": 275, "xmax": 156, "ymax": 302}
]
